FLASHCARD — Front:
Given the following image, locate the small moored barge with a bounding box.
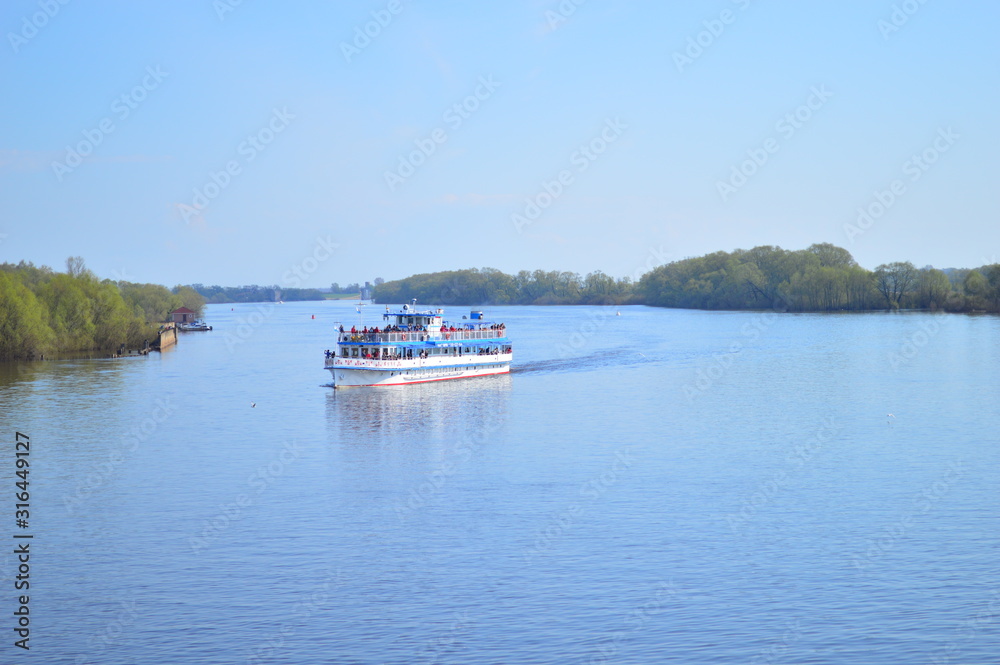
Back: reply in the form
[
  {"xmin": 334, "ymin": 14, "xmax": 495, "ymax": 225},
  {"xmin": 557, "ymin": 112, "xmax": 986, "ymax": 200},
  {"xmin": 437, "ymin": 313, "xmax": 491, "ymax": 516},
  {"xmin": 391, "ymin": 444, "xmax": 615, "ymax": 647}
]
[{"xmin": 177, "ymin": 320, "xmax": 212, "ymax": 331}]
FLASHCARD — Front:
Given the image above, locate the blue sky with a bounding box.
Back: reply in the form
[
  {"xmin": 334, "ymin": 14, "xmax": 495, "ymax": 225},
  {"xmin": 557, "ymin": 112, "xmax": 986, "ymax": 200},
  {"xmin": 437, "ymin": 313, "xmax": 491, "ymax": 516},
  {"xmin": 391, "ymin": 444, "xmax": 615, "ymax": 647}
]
[{"xmin": 2, "ymin": 1, "xmax": 998, "ymax": 288}]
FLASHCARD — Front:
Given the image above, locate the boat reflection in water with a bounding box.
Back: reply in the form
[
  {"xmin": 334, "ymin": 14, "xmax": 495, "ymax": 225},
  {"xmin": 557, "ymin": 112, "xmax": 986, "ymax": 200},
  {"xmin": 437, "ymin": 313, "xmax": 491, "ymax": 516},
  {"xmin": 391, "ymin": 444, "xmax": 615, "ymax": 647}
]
[
  {"xmin": 323, "ymin": 374, "xmax": 513, "ymax": 512},
  {"xmin": 326, "ymin": 372, "xmax": 512, "ymax": 443}
]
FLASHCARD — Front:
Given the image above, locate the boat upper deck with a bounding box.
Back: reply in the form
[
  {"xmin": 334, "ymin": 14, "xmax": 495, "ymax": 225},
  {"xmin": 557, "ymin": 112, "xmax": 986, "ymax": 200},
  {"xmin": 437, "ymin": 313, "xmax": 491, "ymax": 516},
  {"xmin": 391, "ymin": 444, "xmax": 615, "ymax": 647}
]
[
  {"xmin": 338, "ymin": 326, "xmax": 507, "ymax": 346},
  {"xmin": 337, "ymin": 304, "xmax": 508, "ymax": 347}
]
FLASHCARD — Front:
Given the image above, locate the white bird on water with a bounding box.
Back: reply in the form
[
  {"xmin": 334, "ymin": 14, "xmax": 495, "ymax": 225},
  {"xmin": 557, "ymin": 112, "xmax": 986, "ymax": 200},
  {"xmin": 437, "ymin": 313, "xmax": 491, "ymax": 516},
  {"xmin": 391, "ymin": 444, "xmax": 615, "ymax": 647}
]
[{"xmin": 887, "ymin": 413, "xmax": 895, "ymax": 419}]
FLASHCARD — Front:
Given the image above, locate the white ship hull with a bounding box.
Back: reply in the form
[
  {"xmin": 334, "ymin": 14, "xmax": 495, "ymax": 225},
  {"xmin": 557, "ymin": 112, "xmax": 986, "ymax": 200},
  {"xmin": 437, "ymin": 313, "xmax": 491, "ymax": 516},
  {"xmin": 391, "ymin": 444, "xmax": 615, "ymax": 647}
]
[
  {"xmin": 327, "ymin": 353, "xmax": 512, "ymax": 387},
  {"xmin": 325, "ymin": 305, "xmax": 511, "ymax": 388}
]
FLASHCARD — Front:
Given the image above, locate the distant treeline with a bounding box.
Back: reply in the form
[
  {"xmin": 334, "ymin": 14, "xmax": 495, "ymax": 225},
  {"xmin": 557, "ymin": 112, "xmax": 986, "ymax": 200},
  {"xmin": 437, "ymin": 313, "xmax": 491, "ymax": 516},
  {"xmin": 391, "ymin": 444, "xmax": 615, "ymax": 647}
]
[
  {"xmin": 373, "ymin": 268, "xmax": 639, "ymax": 306},
  {"xmin": 0, "ymin": 258, "xmax": 206, "ymax": 360},
  {"xmin": 373, "ymin": 244, "xmax": 1000, "ymax": 313},
  {"xmin": 329, "ymin": 282, "xmax": 361, "ymax": 295},
  {"xmin": 4, "ymin": 244, "xmax": 996, "ymax": 361},
  {"xmin": 187, "ymin": 284, "xmax": 325, "ymax": 303}
]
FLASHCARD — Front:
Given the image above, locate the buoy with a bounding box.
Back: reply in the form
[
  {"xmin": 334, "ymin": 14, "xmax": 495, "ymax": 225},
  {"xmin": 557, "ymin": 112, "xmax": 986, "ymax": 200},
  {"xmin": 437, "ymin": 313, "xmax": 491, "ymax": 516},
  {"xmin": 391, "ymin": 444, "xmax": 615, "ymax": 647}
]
[{"xmin": 311, "ymin": 314, "xmax": 315, "ymax": 319}]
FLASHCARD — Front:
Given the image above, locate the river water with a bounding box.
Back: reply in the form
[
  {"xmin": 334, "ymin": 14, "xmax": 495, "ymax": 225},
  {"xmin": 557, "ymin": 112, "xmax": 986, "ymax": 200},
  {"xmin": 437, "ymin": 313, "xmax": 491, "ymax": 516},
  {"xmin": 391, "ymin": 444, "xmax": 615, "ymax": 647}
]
[{"xmin": 1, "ymin": 301, "xmax": 997, "ymax": 664}]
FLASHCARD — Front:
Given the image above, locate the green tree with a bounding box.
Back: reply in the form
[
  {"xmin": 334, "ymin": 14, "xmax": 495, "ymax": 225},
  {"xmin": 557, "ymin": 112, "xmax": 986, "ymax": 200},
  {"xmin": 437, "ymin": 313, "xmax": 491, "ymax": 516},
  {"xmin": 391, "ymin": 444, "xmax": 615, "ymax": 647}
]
[
  {"xmin": 0, "ymin": 272, "xmax": 55, "ymax": 359},
  {"xmin": 963, "ymin": 269, "xmax": 989, "ymax": 310},
  {"xmin": 36, "ymin": 273, "xmax": 98, "ymax": 351},
  {"xmin": 65, "ymin": 256, "xmax": 89, "ymax": 278},
  {"xmin": 171, "ymin": 285, "xmax": 206, "ymax": 318},
  {"xmin": 985, "ymin": 265, "xmax": 1000, "ymax": 310},
  {"xmin": 915, "ymin": 268, "xmax": 952, "ymax": 309},
  {"xmin": 807, "ymin": 242, "xmax": 858, "ymax": 269},
  {"xmin": 120, "ymin": 282, "xmax": 176, "ymax": 322},
  {"xmin": 964, "ymin": 269, "xmax": 987, "ymax": 295},
  {"xmin": 873, "ymin": 262, "xmax": 917, "ymax": 309}
]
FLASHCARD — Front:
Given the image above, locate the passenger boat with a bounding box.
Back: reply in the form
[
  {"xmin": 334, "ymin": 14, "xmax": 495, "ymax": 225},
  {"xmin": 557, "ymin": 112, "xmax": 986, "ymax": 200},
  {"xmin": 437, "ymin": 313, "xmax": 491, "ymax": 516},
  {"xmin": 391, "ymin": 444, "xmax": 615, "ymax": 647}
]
[{"xmin": 325, "ymin": 303, "xmax": 512, "ymax": 387}]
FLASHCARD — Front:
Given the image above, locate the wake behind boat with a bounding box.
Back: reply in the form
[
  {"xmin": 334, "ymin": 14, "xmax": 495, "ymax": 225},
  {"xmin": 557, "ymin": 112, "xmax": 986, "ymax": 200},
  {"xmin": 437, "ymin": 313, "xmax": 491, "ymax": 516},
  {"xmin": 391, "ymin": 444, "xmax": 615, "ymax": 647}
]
[{"xmin": 324, "ymin": 303, "xmax": 512, "ymax": 387}]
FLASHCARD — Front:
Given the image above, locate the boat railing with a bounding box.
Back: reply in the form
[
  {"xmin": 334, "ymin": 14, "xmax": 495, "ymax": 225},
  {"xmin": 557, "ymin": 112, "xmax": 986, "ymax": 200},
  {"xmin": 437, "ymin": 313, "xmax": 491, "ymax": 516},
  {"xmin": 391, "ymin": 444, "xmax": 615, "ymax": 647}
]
[{"xmin": 337, "ymin": 329, "xmax": 507, "ymax": 344}]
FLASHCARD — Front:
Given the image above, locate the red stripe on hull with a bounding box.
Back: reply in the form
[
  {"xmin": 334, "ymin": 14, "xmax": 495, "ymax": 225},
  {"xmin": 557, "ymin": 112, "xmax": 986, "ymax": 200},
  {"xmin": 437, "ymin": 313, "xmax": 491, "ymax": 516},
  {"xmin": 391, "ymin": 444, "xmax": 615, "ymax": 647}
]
[{"xmin": 336, "ymin": 368, "xmax": 509, "ymax": 388}]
